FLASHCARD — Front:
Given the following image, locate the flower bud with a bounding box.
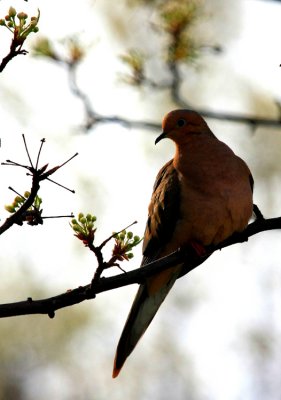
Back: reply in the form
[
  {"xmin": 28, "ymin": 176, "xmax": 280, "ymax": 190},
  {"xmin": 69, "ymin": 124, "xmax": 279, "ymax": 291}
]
[
  {"xmin": 15, "ymin": 196, "xmax": 23, "ymax": 204},
  {"xmin": 5, "ymin": 205, "xmax": 15, "ymax": 213},
  {"xmin": 78, "ymin": 212, "xmax": 84, "ymax": 220},
  {"xmin": 17, "ymin": 12, "xmax": 28, "ymax": 20},
  {"xmin": 86, "ymin": 213, "xmax": 92, "ymax": 221},
  {"xmin": 9, "ymin": 7, "xmax": 16, "ymax": 18},
  {"xmin": 72, "ymin": 224, "xmax": 83, "ymax": 233},
  {"xmin": 87, "ymin": 222, "xmax": 94, "ymax": 230}
]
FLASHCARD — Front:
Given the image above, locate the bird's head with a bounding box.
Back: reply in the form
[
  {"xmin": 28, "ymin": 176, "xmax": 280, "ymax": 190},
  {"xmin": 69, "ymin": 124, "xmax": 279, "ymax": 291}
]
[{"xmin": 155, "ymin": 109, "xmax": 211, "ymax": 145}]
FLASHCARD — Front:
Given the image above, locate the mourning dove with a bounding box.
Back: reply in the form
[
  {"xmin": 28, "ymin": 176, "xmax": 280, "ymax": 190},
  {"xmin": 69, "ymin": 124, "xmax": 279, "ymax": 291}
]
[{"xmin": 112, "ymin": 109, "xmax": 253, "ymax": 378}]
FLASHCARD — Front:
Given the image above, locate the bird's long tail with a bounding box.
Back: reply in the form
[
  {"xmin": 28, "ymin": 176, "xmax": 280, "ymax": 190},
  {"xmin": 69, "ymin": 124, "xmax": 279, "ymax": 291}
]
[{"xmin": 112, "ymin": 265, "xmax": 182, "ymax": 378}]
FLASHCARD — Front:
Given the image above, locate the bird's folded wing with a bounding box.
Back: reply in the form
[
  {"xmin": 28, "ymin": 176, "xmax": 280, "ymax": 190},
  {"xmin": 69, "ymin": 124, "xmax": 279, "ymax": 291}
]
[{"xmin": 142, "ymin": 159, "xmax": 181, "ymax": 265}]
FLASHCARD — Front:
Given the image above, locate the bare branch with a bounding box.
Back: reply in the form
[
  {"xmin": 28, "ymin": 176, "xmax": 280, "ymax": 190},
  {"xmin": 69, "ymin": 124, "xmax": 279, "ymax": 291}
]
[{"xmin": 0, "ymin": 213, "xmax": 280, "ymax": 318}]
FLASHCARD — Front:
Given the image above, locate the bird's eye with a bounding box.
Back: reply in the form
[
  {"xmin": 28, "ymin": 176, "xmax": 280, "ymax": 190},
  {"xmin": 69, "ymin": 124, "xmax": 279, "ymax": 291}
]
[{"xmin": 177, "ymin": 118, "xmax": 186, "ymax": 127}]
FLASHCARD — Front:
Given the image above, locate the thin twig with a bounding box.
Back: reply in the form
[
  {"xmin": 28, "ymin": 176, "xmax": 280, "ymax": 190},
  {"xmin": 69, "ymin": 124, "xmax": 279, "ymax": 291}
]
[
  {"xmin": 22, "ymin": 134, "xmax": 34, "ymax": 169},
  {"xmin": 59, "ymin": 152, "xmax": 79, "ymax": 168},
  {"xmin": 98, "ymin": 220, "xmax": 137, "ymax": 250},
  {"xmin": 42, "ymin": 214, "xmax": 74, "ymax": 219},
  {"xmin": 8, "ymin": 187, "xmax": 25, "ymax": 200},
  {"xmin": 35, "ymin": 138, "xmax": 46, "ymax": 169},
  {"xmin": 46, "ymin": 177, "xmax": 75, "ymax": 193},
  {"xmin": 91, "ymin": 221, "xmax": 138, "ymax": 284}
]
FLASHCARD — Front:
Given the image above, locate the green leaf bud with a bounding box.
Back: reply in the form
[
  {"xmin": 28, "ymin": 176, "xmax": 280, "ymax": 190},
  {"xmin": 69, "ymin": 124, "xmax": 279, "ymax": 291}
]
[
  {"xmin": 24, "ymin": 191, "xmax": 30, "ymax": 198},
  {"xmin": 71, "ymin": 218, "xmax": 78, "ymax": 225},
  {"xmin": 127, "ymin": 231, "xmax": 133, "ymax": 239},
  {"xmin": 0, "ymin": 19, "xmax": 6, "ymax": 26},
  {"xmin": 127, "ymin": 253, "xmax": 134, "ymax": 259},
  {"xmin": 134, "ymin": 235, "xmax": 140, "ymax": 242}
]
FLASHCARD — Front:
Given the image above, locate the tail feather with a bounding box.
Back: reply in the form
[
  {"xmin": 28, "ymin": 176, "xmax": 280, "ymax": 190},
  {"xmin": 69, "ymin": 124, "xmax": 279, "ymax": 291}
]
[{"xmin": 112, "ymin": 266, "xmax": 182, "ymax": 378}]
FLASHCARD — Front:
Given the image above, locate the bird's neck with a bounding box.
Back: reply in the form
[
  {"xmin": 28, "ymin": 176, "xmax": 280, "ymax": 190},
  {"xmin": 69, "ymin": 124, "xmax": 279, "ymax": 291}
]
[{"xmin": 173, "ymin": 135, "xmax": 218, "ymax": 175}]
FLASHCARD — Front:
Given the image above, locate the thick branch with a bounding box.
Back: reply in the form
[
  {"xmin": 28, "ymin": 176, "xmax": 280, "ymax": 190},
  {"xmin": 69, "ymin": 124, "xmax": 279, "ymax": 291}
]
[{"xmin": 0, "ymin": 215, "xmax": 280, "ymax": 319}]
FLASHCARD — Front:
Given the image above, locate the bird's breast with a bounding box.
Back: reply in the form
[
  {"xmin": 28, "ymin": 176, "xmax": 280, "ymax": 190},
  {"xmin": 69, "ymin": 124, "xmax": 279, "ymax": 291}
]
[{"xmin": 173, "ymin": 154, "xmax": 253, "ymax": 247}]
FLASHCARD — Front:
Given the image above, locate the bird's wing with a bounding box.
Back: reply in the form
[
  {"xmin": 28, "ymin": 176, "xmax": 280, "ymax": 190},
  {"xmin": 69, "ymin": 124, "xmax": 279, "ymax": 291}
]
[
  {"xmin": 113, "ymin": 159, "xmax": 182, "ymax": 378},
  {"xmin": 142, "ymin": 159, "xmax": 181, "ymax": 264}
]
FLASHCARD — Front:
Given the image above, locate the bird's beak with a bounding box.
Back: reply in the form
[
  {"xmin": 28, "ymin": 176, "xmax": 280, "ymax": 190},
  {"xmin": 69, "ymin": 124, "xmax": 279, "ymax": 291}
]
[{"xmin": 155, "ymin": 131, "xmax": 167, "ymax": 145}]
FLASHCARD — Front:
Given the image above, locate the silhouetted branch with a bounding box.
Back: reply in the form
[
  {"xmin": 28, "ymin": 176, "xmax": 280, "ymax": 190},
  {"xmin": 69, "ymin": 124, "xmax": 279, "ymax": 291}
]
[
  {"xmin": 0, "ymin": 213, "xmax": 280, "ymax": 319},
  {"xmin": 0, "ymin": 39, "xmax": 28, "ymax": 72},
  {"xmin": 0, "ymin": 136, "xmax": 77, "ymax": 234}
]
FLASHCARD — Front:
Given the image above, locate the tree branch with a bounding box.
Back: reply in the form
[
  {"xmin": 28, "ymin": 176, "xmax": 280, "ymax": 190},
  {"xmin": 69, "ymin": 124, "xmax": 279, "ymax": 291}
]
[
  {"xmin": 43, "ymin": 47, "xmax": 281, "ymax": 132},
  {"xmin": 0, "ymin": 137, "xmax": 77, "ymax": 234},
  {"xmin": 0, "ymin": 42, "xmax": 28, "ymax": 72},
  {"xmin": 69, "ymin": 59, "xmax": 281, "ymax": 131},
  {"xmin": 0, "ymin": 214, "xmax": 280, "ymax": 319}
]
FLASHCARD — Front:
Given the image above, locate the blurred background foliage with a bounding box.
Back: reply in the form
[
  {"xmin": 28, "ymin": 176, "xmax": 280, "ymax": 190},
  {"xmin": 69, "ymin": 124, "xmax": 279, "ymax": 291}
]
[{"xmin": 0, "ymin": 0, "xmax": 281, "ymax": 399}]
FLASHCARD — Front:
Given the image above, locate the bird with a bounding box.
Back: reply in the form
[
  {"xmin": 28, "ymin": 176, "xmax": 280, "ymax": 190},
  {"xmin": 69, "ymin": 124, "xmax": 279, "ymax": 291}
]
[{"xmin": 112, "ymin": 109, "xmax": 254, "ymax": 378}]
